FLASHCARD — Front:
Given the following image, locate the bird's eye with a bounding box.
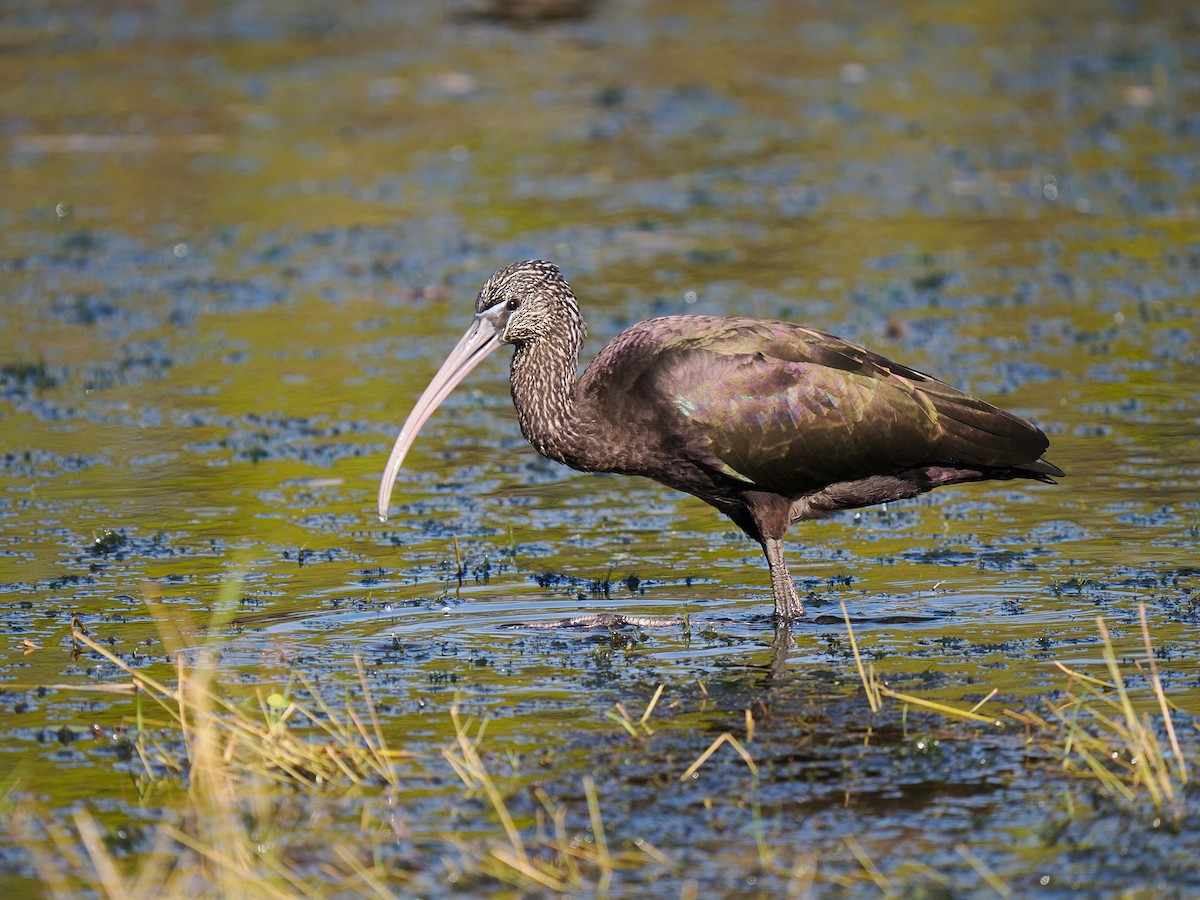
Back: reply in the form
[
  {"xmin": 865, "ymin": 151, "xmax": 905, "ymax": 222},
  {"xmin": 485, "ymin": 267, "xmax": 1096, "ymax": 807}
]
[{"xmin": 506, "ymin": 297, "xmax": 521, "ymax": 311}]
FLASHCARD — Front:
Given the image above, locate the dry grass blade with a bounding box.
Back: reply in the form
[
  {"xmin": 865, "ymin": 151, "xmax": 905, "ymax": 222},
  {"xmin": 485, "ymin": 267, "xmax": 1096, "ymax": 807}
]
[
  {"xmin": 1138, "ymin": 603, "xmax": 1188, "ymax": 785},
  {"xmin": 441, "ymin": 707, "xmax": 661, "ymax": 893},
  {"xmin": 679, "ymin": 732, "xmax": 758, "ymax": 781},
  {"xmin": 606, "ymin": 703, "xmax": 640, "ymax": 737},
  {"xmin": 486, "ymin": 845, "xmax": 569, "ymax": 892},
  {"xmin": 841, "ymin": 601, "xmax": 881, "ymax": 713},
  {"xmin": 331, "ymin": 844, "xmax": 398, "ymax": 900},
  {"xmin": 70, "ymin": 629, "xmax": 406, "ymax": 789},
  {"xmin": 12, "ymin": 682, "xmax": 138, "ymax": 695},
  {"xmin": 608, "ymin": 683, "xmax": 666, "ymax": 738},
  {"xmin": 844, "ymin": 834, "xmax": 891, "ymax": 893},
  {"xmin": 444, "ymin": 705, "xmax": 529, "ymax": 868},
  {"xmin": 12, "ymin": 635, "xmax": 397, "ymax": 898},
  {"xmin": 13, "ymin": 809, "xmax": 95, "ymax": 899},
  {"xmin": 534, "ymin": 787, "xmax": 582, "ymax": 885},
  {"xmin": 1051, "ymin": 661, "xmax": 1112, "ymax": 690},
  {"xmin": 1096, "ymin": 616, "xmax": 1171, "ymax": 808},
  {"xmin": 970, "ymin": 688, "xmax": 1000, "ymax": 715},
  {"xmin": 640, "ymin": 683, "xmax": 665, "ymax": 727},
  {"xmin": 583, "ymin": 774, "xmax": 612, "ymax": 895},
  {"xmin": 72, "ymin": 629, "xmax": 177, "ymax": 700},
  {"xmin": 1044, "ymin": 613, "xmax": 1186, "ymax": 812},
  {"xmin": 72, "ymin": 810, "xmax": 131, "ymax": 900},
  {"xmin": 955, "ymin": 842, "xmax": 1011, "ymax": 898},
  {"xmin": 877, "ymin": 686, "xmax": 1003, "ymax": 726},
  {"xmin": 355, "ymin": 654, "xmax": 396, "ymax": 774}
]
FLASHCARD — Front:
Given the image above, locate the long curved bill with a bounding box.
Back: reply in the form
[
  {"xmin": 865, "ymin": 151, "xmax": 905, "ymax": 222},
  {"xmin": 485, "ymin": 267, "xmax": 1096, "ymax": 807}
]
[{"xmin": 377, "ymin": 313, "xmax": 502, "ymax": 521}]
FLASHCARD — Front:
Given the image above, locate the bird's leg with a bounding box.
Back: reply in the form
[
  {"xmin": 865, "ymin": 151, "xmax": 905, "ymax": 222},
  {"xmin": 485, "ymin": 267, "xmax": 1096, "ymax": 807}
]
[{"xmin": 762, "ymin": 537, "xmax": 805, "ymax": 620}]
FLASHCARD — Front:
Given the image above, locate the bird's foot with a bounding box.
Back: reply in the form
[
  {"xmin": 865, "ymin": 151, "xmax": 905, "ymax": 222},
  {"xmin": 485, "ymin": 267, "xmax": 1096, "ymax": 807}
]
[
  {"xmin": 772, "ymin": 581, "xmax": 806, "ymax": 621},
  {"xmin": 762, "ymin": 537, "xmax": 806, "ymax": 620},
  {"xmin": 508, "ymin": 613, "xmax": 682, "ymax": 630}
]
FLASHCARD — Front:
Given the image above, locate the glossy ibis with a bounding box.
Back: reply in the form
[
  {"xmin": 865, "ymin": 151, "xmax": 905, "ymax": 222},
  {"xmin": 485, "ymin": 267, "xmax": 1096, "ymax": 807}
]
[{"xmin": 378, "ymin": 260, "xmax": 1062, "ymax": 620}]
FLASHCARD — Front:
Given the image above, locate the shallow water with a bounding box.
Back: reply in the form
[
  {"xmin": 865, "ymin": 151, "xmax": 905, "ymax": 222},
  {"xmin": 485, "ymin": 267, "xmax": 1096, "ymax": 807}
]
[{"xmin": 2, "ymin": 0, "xmax": 1199, "ymax": 895}]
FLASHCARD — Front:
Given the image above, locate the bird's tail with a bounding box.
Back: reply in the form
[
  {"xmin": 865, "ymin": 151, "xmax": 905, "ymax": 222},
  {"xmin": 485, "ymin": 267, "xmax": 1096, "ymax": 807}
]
[{"xmin": 1013, "ymin": 458, "xmax": 1064, "ymax": 483}]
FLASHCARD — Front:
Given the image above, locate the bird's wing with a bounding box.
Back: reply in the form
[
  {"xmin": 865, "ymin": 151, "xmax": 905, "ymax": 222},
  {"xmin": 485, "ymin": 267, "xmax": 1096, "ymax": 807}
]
[{"xmin": 599, "ymin": 318, "xmax": 1049, "ymax": 496}]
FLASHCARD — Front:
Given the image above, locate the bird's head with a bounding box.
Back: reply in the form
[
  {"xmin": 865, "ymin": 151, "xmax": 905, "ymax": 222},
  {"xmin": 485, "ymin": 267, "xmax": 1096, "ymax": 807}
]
[
  {"xmin": 475, "ymin": 259, "xmax": 579, "ymax": 345},
  {"xmin": 377, "ymin": 259, "xmax": 581, "ymax": 521}
]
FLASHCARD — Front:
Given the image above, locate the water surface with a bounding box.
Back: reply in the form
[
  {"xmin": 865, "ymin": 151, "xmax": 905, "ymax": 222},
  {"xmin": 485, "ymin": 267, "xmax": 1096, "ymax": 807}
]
[{"xmin": 2, "ymin": 1, "xmax": 1198, "ymax": 895}]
